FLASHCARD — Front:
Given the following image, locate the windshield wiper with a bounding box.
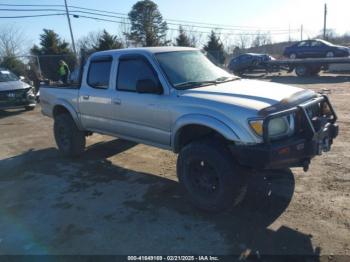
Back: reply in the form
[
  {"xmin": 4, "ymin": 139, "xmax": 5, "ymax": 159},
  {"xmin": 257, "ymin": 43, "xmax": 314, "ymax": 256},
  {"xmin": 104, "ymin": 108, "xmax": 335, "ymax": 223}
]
[
  {"xmin": 174, "ymin": 77, "xmax": 240, "ymax": 90},
  {"xmin": 174, "ymin": 80, "xmax": 218, "ymax": 89},
  {"xmin": 214, "ymin": 76, "xmax": 240, "ymax": 83}
]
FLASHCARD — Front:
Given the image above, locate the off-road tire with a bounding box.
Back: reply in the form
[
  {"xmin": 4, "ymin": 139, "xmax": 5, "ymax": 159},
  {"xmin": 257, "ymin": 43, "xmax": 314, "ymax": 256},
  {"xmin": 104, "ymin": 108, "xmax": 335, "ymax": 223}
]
[
  {"xmin": 177, "ymin": 140, "xmax": 247, "ymax": 212},
  {"xmin": 54, "ymin": 113, "xmax": 86, "ymax": 157}
]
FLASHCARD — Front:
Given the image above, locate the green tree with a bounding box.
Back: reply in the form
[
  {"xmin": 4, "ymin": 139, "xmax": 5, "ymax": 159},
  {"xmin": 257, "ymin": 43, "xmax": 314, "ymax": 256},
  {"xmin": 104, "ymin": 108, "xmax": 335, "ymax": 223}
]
[
  {"xmin": 127, "ymin": 0, "xmax": 169, "ymax": 46},
  {"xmin": 0, "ymin": 25, "xmax": 27, "ymax": 77},
  {"xmin": 93, "ymin": 30, "xmax": 123, "ymax": 51},
  {"xmin": 175, "ymin": 26, "xmax": 192, "ymax": 47},
  {"xmin": 31, "ymin": 29, "xmax": 76, "ymax": 80},
  {"xmin": 203, "ymin": 31, "xmax": 226, "ymax": 65},
  {"xmin": 0, "ymin": 55, "xmax": 26, "ymax": 76}
]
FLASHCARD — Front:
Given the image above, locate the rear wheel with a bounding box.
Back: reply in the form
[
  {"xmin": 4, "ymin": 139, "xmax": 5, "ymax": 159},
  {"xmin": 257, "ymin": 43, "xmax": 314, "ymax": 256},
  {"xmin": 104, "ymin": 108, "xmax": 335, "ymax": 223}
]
[
  {"xmin": 295, "ymin": 65, "xmax": 309, "ymax": 77},
  {"xmin": 177, "ymin": 140, "xmax": 247, "ymax": 212},
  {"xmin": 54, "ymin": 113, "xmax": 86, "ymax": 157}
]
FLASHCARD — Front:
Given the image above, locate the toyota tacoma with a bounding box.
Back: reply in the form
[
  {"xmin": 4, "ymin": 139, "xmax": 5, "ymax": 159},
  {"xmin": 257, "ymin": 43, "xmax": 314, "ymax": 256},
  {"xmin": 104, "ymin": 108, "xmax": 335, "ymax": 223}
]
[{"xmin": 40, "ymin": 47, "xmax": 339, "ymax": 212}]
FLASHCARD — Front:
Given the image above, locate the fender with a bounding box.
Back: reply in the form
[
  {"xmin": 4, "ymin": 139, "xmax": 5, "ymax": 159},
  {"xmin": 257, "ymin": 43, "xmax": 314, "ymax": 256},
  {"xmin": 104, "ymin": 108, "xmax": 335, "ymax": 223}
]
[
  {"xmin": 52, "ymin": 99, "xmax": 84, "ymax": 130},
  {"xmin": 172, "ymin": 114, "xmax": 243, "ymax": 152}
]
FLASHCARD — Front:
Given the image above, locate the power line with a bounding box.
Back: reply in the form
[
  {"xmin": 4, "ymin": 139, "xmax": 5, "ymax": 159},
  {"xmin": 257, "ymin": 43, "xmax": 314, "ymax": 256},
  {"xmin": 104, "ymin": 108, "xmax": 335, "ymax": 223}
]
[
  {"xmin": 72, "ymin": 14, "xmax": 294, "ymax": 36},
  {"xmin": 0, "ymin": 9, "xmax": 297, "ymax": 36},
  {"xmin": 0, "ymin": 8, "xmax": 299, "ymax": 33},
  {"xmin": 0, "ymin": 13, "xmax": 65, "ymax": 18},
  {"xmin": 0, "ymin": 3, "xmax": 298, "ymax": 32}
]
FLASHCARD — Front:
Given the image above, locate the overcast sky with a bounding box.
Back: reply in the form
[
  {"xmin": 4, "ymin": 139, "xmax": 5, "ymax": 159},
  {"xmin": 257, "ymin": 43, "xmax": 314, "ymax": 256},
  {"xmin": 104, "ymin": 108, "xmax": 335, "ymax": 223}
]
[{"xmin": 1, "ymin": 0, "xmax": 349, "ymax": 51}]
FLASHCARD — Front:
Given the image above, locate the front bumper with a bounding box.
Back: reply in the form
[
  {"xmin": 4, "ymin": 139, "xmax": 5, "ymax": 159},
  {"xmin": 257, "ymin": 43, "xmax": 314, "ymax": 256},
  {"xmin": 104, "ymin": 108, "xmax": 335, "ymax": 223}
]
[
  {"xmin": 0, "ymin": 88, "xmax": 36, "ymax": 110},
  {"xmin": 230, "ymin": 95, "xmax": 339, "ymax": 170}
]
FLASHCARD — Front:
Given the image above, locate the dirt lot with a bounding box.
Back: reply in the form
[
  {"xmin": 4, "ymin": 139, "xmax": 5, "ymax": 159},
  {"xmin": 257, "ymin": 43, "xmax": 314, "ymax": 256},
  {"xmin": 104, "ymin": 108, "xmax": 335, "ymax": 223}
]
[{"xmin": 0, "ymin": 73, "xmax": 349, "ymax": 256}]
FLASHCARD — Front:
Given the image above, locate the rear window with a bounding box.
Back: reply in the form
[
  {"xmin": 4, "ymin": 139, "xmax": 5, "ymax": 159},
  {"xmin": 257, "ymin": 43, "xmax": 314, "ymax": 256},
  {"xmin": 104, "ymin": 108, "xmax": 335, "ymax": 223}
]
[{"xmin": 87, "ymin": 57, "xmax": 112, "ymax": 89}]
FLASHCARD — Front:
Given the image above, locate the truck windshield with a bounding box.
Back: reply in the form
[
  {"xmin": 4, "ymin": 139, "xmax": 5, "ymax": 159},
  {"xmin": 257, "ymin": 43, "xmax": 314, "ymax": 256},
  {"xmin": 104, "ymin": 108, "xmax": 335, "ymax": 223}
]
[
  {"xmin": 0, "ymin": 70, "xmax": 19, "ymax": 82},
  {"xmin": 155, "ymin": 51, "xmax": 237, "ymax": 89}
]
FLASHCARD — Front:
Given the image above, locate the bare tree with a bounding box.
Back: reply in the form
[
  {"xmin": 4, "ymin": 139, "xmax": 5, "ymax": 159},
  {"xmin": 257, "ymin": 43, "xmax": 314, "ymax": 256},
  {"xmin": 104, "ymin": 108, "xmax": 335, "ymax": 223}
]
[
  {"xmin": 119, "ymin": 17, "xmax": 133, "ymax": 47},
  {"xmin": 0, "ymin": 24, "xmax": 26, "ymax": 57},
  {"xmin": 236, "ymin": 34, "xmax": 250, "ymax": 50},
  {"xmin": 77, "ymin": 31, "xmax": 102, "ymax": 55},
  {"xmin": 252, "ymin": 31, "xmax": 272, "ymax": 48}
]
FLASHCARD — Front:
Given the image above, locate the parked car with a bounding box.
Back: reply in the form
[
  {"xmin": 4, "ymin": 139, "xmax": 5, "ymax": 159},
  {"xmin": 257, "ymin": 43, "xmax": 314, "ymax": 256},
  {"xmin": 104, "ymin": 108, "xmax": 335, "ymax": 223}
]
[
  {"xmin": 228, "ymin": 53, "xmax": 275, "ymax": 74},
  {"xmin": 283, "ymin": 39, "xmax": 350, "ymax": 59},
  {"xmin": 0, "ymin": 68, "xmax": 36, "ymax": 111},
  {"xmin": 41, "ymin": 47, "xmax": 338, "ymax": 212}
]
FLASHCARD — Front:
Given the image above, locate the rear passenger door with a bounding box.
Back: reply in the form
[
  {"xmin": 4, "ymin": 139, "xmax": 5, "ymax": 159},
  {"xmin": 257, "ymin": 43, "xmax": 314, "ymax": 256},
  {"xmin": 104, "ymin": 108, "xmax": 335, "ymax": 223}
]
[
  {"xmin": 79, "ymin": 55, "xmax": 115, "ymax": 132},
  {"xmin": 111, "ymin": 54, "xmax": 171, "ymax": 147}
]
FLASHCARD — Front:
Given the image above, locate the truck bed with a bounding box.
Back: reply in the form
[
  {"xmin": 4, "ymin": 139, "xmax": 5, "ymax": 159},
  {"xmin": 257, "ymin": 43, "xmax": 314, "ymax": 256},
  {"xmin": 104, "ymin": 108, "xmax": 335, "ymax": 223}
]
[{"xmin": 40, "ymin": 85, "xmax": 80, "ymax": 118}]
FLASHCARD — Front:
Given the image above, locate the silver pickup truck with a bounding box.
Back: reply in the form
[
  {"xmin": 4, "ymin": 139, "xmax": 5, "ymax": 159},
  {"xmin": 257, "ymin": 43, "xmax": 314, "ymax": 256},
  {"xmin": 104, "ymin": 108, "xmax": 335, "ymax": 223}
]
[{"xmin": 41, "ymin": 47, "xmax": 339, "ymax": 212}]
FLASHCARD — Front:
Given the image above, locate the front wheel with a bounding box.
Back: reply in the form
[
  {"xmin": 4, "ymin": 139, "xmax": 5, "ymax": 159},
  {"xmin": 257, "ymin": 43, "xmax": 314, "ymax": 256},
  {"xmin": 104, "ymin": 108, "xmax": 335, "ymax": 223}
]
[
  {"xmin": 54, "ymin": 113, "xmax": 86, "ymax": 157},
  {"xmin": 177, "ymin": 140, "xmax": 247, "ymax": 212}
]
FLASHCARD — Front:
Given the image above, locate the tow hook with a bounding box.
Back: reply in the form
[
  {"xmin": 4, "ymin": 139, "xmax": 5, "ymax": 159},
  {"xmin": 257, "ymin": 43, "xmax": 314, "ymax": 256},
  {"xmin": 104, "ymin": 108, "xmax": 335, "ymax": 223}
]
[{"xmin": 302, "ymin": 159, "xmax": 310, "ymax": 172}]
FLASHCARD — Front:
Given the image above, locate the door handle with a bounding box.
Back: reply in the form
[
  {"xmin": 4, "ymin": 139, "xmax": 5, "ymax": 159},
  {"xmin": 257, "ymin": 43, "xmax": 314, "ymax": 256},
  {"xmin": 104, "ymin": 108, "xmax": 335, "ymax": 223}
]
[
  {"xmin": 83, "ymin": 95, "xmax": 90, "ymax": 100},
  {"xmin": 113, "ymin": 98, "xmax": 121, "ymax": 105}
]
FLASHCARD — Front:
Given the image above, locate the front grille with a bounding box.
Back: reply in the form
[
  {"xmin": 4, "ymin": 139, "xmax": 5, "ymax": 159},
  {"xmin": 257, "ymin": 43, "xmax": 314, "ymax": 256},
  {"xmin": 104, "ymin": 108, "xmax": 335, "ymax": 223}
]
[
  {"xmin": 0, "ymin": 88, "xmax": 29, "ymax": 101},
  {"xmin": 295, "ymin": 100, "xmax": 327, "ymax": 136},
  {"xmin": 305, "ymin": 102, "xmax": 321, "ymax": 119}
]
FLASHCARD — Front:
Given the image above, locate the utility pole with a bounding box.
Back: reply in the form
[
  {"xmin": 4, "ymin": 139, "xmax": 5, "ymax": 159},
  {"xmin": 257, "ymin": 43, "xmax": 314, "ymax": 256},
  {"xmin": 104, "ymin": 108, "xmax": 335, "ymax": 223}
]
[
  {"xmin": 288, "ymin": 24, "xmax": 291, "ymax": 42},
  {"xmin": 300, "ymin": 24, "xmax": 303, "ymax": 41},
  {"xmin": 323, "ymin": 3, "xmax": 327, "ymax": 40},
  {"xmin": 64, "ymin": 0, "xmax": 77, "ymax": 57}
]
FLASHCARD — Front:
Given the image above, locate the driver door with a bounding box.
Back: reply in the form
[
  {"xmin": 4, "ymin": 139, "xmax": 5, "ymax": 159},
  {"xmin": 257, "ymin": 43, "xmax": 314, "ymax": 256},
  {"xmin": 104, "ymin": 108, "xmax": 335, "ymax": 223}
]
[{"xmin": 111, "ymin": 55, "xmax": 171, "ymax": 147}]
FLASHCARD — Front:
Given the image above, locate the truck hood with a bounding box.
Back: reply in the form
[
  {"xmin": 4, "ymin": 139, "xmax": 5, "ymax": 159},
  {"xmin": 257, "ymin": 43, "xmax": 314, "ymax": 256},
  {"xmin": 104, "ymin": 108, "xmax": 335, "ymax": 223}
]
[
  {"xmin": 0, "ymin": 80, "xmax": 30, "ymax": 91},
  {"xmin": 178, "ymin": 79, "xmax": 316, "ymax": 112}
]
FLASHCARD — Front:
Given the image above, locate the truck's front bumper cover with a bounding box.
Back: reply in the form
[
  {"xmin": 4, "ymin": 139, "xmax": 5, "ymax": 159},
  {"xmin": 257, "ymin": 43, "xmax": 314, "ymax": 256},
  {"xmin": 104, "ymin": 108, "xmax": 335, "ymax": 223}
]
[
  {"xmin": 230, "ymin": 95, "xmax": 338, "ymax": 170},
  {"xmin": 230, "ymin": 123, "xmax": 338, "ymax": 169}
]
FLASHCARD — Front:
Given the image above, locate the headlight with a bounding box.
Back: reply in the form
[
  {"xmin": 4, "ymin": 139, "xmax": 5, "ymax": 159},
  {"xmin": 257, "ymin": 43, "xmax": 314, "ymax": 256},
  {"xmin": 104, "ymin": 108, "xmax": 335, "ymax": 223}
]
[
  {"xmin": 26, "ymin": 88, "xmax": 35, "ymax": 99},
  {"xmin": 26, "ymin": 88, "xmax": 34, "ymax": 96},
  {"xmin": 249, "ymin": 119, "xmax": 263, "ymax": 136},
  {"xmin": 268, "ymin": 117, "xmax": 289, "ymax": 137},
  {"xmin": 249, "ymin": 115, "xmax": 294, "ymax": 139}
]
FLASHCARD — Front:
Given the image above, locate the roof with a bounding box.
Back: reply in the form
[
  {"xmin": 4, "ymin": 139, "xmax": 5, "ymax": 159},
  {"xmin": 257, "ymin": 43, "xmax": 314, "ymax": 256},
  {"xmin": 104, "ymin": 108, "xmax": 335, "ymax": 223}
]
[
  {"xmin": 91, "ymin": 46, "xmax": 198, "ymax": 57},
  {"xmin": 243, "ymin": 53, "xmax": 268, "ymax": 56}
]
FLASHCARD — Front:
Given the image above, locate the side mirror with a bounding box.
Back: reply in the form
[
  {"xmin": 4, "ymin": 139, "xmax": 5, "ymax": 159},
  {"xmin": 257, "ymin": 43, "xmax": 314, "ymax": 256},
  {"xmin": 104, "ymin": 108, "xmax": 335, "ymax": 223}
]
[
  {"xmin": 136, "ymin": 79, "xmax": 163, "ymax": 94},
  {"xmin": 19, "ymin": 76, "xmax": 25, "ymax": 81}
]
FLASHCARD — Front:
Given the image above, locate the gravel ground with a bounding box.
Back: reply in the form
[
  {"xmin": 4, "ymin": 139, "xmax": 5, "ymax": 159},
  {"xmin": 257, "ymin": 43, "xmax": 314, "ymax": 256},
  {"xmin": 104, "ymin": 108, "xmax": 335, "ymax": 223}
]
[{"xmin": 0, "ymin": 73, "xmax": 349, "ymax": 256}]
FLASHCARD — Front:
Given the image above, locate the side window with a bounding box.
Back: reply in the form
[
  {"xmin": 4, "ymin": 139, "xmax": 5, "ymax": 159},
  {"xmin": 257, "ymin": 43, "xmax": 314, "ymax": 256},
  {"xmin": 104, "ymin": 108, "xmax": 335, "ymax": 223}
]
[
  {"xmin": 117, "ymin": 58, "xmax": 158, "ymax": 92},
  {"xmin": 87, "ymin": 57, "xmax": 112, "ymax": 89},
  {"xmin": 311, "ymin": 41, "xmax": 323, "ymax": 47},
  {"xmin": 297, "ymin": 41, "xmax": 309, "ymax": 47}
]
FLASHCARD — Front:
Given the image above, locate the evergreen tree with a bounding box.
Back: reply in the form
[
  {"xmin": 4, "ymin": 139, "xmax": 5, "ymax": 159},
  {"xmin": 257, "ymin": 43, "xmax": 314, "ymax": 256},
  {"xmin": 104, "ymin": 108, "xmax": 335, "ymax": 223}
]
[
  {"xmin": 93, "ymin": 30, "xmax": 123, "ymax": 51},
  {"xmin": 175, "ymin": 26, "xmax": 192, "ymax": 47},
  {"xmin": 0, "ymin": 55, "xmax": 26, "ymax": 76},
  {"xmin": 203, "ymin": 31, "xmax": 226, "ymax": 65},
  {"xmin": 127, "ymin": 0, "xmax": 169, "ymax": 46},
  {"xmin": 31, "ymin": 29, "xmax": 76, "ymax": 80}
]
